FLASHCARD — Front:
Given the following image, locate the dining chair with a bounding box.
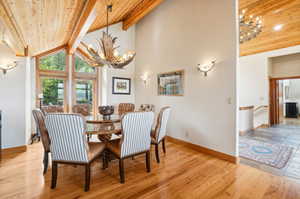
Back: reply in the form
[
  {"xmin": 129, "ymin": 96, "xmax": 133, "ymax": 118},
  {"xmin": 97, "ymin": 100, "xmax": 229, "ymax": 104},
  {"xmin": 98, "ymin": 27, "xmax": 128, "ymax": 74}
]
[
  {"xmin": 72, "ymin": 104, "xmax": 91, "ymax": 116},
  {"xmin": 42, "ymin": 105, "xmax": 64, "ymax": 114},
  {"xmin": 118, "ymin": 103, "xmax": 135, "ymax": 116},
  {"xmin": 45, "ymin": 113, "xmax": 106, "ymax": 192},
  {"xmin": 151, "ymin": 107, "xmax": 171, "ymax": 163},
  {"xmin": 32, "ymin": 109, "xmax": 51, "ymax": 174},
  {"xmin": 139, "ymin": 104, "xmax": 155, "ymax": 112},
  {"xmin": 106, "ymin": 111, "xmax": 154, "ymax": 183}
]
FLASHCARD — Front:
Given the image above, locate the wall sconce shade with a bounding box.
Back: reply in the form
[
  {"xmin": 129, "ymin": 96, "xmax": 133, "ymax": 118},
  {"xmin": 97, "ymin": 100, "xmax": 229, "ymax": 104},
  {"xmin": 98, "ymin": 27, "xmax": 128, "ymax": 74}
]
[
  {"xmin": 140, "ymin": 72, "xmax": 151, "ymax": 86},
  {"xmin": 0, "ymin": 61, "xmax": 17, "ymax": 74},
  {"xmin": 197, "ymin": 60, "xmax": 216, "ymax": 76}
]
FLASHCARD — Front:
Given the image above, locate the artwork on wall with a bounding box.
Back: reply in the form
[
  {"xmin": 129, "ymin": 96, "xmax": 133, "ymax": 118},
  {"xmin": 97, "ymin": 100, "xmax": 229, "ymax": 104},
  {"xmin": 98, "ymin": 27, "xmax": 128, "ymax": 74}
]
[
  {"xmin": 112, "ymin": 77, "xmax": 131, "ymax": 95},
  {"xmin": 157, "ymin": 70, "xmax": 184, "ymax": 96}
]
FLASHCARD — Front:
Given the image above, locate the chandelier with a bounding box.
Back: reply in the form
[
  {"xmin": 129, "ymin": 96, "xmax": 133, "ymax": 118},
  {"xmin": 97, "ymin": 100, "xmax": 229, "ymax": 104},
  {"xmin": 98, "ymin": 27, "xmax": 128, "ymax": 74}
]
[
  {"xmin": 239, "ymin": 9, "xmax": 263, "ymax": 44},
  {"xmin": 81, "ymin": 4, "xmax": 136, "ymax": 69}
]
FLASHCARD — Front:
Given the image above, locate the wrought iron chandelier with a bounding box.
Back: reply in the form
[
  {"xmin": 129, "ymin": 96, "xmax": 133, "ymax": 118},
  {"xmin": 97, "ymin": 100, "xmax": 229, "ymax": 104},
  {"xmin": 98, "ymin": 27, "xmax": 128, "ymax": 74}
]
[
  {"xmin": 81, "ymin": 4, "xmax": 136, "ymax": 69},
  {"xmin": 239, "ymin": 9, "xmax": 263, "ymax": 44}
]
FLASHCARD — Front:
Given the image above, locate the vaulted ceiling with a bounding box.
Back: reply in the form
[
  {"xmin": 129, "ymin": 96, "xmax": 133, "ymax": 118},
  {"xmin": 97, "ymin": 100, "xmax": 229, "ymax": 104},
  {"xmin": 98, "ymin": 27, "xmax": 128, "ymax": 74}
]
[
  {"xmin": 0, "ymin": 0, "xmax": 163, "ymax": 56},
  {"xmin": 240, "ymin": 0, "xmax": 300, "ymax": 56}
]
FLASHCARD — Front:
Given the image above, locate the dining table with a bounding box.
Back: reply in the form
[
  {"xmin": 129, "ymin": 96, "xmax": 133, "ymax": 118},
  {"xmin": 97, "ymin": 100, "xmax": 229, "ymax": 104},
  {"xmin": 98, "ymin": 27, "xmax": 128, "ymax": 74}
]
[{"xmin": 85, "ymin": 114, "xmax": 122, "ymax": 142}]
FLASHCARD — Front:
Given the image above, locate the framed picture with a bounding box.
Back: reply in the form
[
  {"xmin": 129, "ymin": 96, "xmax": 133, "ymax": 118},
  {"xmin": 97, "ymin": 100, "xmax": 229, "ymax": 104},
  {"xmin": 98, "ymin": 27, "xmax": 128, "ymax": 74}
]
[
  {"xmin": 158, "ymin": 70, "xmax": 184, "ymax": 96},
  {"xmin": 112, "ymin": 77, "xmax": 131, "ymax": 95}
]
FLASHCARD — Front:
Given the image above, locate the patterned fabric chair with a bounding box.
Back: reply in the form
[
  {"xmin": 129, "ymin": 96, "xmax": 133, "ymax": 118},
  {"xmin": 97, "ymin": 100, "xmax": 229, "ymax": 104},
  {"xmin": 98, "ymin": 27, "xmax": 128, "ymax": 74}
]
[
  {"xmin": 151, "ymin": 107, "xmax": 171, "ymax": 163},
  {"xmin": 42, "ymin": 105, "xmax": 64, "ymax": 114},
  {"xmin": 106, "ymin": 112, "xmax": 154, "ymax": 183},
  {"xmin": 72, "ymin": 104, "xmax": 91, "ymax": 116},
  {"xmin": 139, "ymin": 104, "xmax": 155, "ymax": 112},
  {"xmin": 118, "ymin": 103, "xmax": 135, "ymax": 116},
  {"xmin": 32, "ymin": 109, "xmax": 51, "ymax": 174},
  {"xmin": 45, "ymin": 114, "xmax": 106, "ymax": 192}
]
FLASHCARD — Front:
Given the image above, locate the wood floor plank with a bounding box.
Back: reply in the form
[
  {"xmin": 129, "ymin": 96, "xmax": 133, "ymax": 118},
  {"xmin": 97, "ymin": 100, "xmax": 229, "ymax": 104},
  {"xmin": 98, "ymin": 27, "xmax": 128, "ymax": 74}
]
[{"xmin": 1, "ymin": 141, "xmax": 300, "ymax": 199}]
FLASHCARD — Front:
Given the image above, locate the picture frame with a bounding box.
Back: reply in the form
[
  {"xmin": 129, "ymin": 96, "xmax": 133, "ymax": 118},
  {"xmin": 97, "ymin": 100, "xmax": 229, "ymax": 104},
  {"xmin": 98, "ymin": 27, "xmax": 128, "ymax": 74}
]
[
  {"xmin": 112, "ymin": 77, "xmax": 131, "ymax": 95},
  {"xmin": 157, "ymin": 70, "xmax": 184, "ymax": 96}
]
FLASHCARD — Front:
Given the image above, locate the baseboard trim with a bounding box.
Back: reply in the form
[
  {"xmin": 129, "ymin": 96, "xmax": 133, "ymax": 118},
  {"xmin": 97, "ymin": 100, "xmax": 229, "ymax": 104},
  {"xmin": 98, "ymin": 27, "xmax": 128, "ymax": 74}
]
[
  {"xmin": 1, "ymin": 145, "xmax": 27, "ymax": 155},
  {"xmin": 166, "ymin": 136, "xmax": 239, "ymax": 164}
]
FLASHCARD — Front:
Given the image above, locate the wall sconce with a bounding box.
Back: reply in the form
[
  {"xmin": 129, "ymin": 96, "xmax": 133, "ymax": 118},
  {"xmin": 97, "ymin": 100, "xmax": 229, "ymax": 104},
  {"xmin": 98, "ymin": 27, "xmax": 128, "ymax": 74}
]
[
  {"xmin": 0, "ymin": 61, "xmax": 17, "ymax": 74},
  {"xmin": 140, "ymin": 72, "xmax": 151, "ymax": 86},
  {"xmin": 197, "ymin": 60, "xmax": 216, "ymax": 76}
]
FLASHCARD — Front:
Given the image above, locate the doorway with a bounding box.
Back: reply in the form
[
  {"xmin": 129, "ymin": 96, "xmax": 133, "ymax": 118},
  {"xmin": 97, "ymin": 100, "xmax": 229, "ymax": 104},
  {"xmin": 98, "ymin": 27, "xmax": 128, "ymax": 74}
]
[{"xmin": 269, "ymin": 77, "xmax": 300, "ymax": 126}]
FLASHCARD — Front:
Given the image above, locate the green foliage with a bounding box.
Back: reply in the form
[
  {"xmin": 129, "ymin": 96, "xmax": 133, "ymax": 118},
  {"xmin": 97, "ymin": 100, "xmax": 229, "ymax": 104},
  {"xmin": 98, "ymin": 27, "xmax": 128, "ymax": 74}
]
[
  {"xmin": 39, "ymin": 51, "xmax": 66, "ymax": 71},
  {"xmin": 75, "ymin": 56, "xmax": 95, "ymax": 73},
  {"xmin": 42, "ymin": 79, "xmax": 64, "ymax": 106}
]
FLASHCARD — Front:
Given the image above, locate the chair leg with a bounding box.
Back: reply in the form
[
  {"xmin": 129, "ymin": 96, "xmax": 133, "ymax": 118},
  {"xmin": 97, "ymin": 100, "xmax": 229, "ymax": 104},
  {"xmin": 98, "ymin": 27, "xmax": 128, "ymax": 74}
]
[
  {"xmin": 102, "ymin": 150, "xmax": 109, "ymax": 169},
  {"xmin": 85, "ymin": 164, "xmax": 91, "ymax": 192},
  {"xmin": 102, "ymin": 153, "xmax": 106, "ymax": 170},
  {"xmin": 119, "ymin": 159, "xmax": 125, "ymax": 184},
  {"xmin": 51, "ymin": 162, "xmax": 58, "ymax": 189},
  {"xmin": 162, "ymin": 138, "xmax": 166, "ymax": 154},
  {"xmin": 146, "ymin": 151, "xmax": 151, "ymax": 172},
  {"xmin": 155, "ymin": 144, "xmax": 160, "ymax": 163},
  {"xmin": 43, "ymin": 151, "xmax": 49, "ymax": 175}
]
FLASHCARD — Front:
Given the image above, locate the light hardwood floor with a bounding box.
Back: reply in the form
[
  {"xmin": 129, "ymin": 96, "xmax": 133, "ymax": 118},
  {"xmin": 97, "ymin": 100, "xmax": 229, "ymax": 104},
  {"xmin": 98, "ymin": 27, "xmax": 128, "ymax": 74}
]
[{"xmin": 1, "ymin": 141, "xmax": 300, "ymax": 199}]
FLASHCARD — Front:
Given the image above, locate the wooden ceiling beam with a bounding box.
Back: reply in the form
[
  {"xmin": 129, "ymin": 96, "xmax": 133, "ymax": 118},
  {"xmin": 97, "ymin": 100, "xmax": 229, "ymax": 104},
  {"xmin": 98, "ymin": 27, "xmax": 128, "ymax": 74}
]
[
  {"xmin": 67, "ymin": 0, "xmax": 101, "ymax": 55},
  {"xmin": 0, "ymin": 1, "xmax": 26, "ymax": 56},
  {"xmin": 122, "ymin": 0, "xmax": 164, "ymax": 31}
]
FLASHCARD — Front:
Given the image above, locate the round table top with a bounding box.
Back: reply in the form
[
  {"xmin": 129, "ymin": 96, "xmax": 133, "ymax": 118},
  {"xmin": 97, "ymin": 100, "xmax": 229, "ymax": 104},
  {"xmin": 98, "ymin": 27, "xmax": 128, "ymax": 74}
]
[
  {"xmin": 85, "ymin": 114, "xmax": 121, "ymax": 124},
  {"xmin": 86, "ymin": 122, "xmax": 121, "ymax": 135}
]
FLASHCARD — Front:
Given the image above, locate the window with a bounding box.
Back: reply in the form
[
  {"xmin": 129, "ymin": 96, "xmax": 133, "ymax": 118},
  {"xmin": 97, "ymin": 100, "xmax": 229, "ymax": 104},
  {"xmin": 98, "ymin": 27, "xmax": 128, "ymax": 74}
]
[
  {"xmin": 36, "ymin": 48, "xmax": 99, "ymax": 115},
  {"xmin": 42, "ymin": 78, "xmax": 65, "ymax": 106},
  {"xmin": 75, "ymin": 55, "xmax": 95, "ymax": 73},
  {"xmin": 39, "ymin": 51, "xmax": 66, "ymax": 71},
  {"xmin": 73, "ymin": 54, "xmax": 98, "ymax": 115},
  {"xmin": 37, "ymin": 50, "xmax": 68, "ymax": 111}
]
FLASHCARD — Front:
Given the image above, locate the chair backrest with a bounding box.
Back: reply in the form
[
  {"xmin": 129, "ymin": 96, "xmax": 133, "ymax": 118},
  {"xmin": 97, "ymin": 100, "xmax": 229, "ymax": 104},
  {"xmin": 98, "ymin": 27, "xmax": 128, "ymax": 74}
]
[
  {"xmin": 120, "ymin": 112, "xmax": 154, "ymax": 158},
  {"xmin": 72, "ymin": 104, "xmax": 91, "ymax": 116},
  {"xmin": 154, "ymin": 107, "xmax": 171, "ymax": 143},
  {"xmin": 45, "ymin": 114, "xmax": 89, "ymax": 163},
  {"xmin": 32, "ymin": 109, "xmax": 51, "ymax": 152},
  {"xmin": 139, "ymin": 104, "xmax": 155, "ymax": 112},
  {"xmin": 118, "ymin": 103, "xmax": 135, "ymax": 116},
  {"xmin": 42, "ymin": 105, "xmax": 64, "ymax": 114}
]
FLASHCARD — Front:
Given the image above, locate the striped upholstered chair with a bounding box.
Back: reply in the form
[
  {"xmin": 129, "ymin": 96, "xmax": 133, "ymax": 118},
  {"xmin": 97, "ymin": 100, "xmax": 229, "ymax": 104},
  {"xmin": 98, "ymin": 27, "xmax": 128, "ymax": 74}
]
[
  {"xmin": 151, "ymin": 107, "xmax": 171, "ymax": 163},
  {"xmin": 106, "ymin": 112, "xmax": 154, "ymax": 183},
  {"xmin": 45, "ymin": 114, "xmax": 106, "ymax": 192},
  {"xmin": 118, "ymin": 103, "xmax": 135, "ymax": 116},
  {"xmin": 32, "ymin": 109, "xmax": 51, "ymax": 174}
]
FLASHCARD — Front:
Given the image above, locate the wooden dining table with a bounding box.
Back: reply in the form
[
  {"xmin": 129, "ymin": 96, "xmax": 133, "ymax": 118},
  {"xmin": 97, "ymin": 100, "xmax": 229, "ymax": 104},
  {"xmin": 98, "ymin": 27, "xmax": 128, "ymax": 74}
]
[{"xmin": 85, "ymin": 115, "xmax": 122, "ymax": 141}]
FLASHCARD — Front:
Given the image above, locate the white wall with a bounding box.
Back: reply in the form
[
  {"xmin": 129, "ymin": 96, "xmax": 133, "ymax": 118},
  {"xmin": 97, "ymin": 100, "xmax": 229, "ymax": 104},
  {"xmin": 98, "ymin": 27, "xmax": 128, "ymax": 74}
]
[
  {"xmin": 83, "ymin": 23, "xmax": 136, "ymax": 106},
  {"xmin": 271, "ymin": 53, "xmax": 300, "ymax": 78},
  {"xmin": 239, "ymin": 45, "xmax": 300, "ymax": 126},
  {"xmin": 0, "ymin": 44, "xmax": 26, "ymax": 148},
  {"xmin": 135, "ymin": 0, "xmax": 238, "ymax": 156}
]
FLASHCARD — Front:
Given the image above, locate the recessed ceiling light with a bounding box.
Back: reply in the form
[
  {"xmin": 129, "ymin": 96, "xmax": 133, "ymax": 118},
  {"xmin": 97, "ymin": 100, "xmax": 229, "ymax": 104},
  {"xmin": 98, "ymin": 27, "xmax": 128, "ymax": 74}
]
[{"xmin": 273, "ymin": 24, "xmax": 283, "ymax": 31}]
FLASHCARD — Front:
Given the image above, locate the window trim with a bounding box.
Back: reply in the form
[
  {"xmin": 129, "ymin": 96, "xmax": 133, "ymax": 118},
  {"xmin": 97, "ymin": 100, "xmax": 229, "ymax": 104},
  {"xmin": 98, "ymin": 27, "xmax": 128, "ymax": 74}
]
[
  {"xmin": 36, "ymin": 49, "xmax": 69, "ymax": 112},
  {"xmin": 72, "ymin": 52, "xmax": 99, "ymax": 116}
]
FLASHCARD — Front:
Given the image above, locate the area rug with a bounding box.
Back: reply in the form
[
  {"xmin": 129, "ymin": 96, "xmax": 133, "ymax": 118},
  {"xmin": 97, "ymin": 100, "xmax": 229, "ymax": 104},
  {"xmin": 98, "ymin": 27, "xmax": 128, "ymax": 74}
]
[{"xmin": 239, "ymin": 137, "xmax": 294, "ymax": 169}]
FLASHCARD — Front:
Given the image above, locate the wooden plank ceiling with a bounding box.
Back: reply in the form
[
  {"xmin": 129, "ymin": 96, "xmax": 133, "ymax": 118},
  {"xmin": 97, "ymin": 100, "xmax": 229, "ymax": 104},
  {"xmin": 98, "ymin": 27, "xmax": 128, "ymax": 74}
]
[
  {"xmin": 240, "ymin": 0, "xmax": 300, "ymax": 56},
  {"xmin": 0, "ymin": 0, "xmax": 164, "ymax": 56}
]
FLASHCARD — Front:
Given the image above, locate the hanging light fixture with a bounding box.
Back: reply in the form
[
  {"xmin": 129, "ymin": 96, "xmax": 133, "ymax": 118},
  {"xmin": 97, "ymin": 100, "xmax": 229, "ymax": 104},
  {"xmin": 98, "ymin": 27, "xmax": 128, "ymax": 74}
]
[
  {"xmin": 239, "ymin": 9, "xmax": 263, "ymax": 44},
  {"xmin": 81, "ymin": 4, "xmax": 136, "ymax": 69}
]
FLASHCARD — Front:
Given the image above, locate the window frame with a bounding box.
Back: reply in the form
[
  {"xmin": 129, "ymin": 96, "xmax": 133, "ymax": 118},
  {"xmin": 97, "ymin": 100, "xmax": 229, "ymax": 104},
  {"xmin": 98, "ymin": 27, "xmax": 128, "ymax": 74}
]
[
  {"xmin": 36, "ymin": 49, "xmax": 69, "ymax": 112},
  {"xmin": 72, "ymin": 51, "xmax": 99, "ymax": 116},
  {"xmin": 35, "ymin": 47, "xmax": 100, "ymax": 115}
]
